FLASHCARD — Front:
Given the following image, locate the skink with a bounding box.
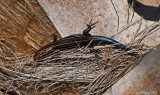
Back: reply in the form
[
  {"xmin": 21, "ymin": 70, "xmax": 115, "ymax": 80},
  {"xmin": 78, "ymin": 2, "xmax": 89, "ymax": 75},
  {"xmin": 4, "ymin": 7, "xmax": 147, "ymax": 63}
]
[{"xmin": 34, "ymin": 21, "xmax": 135, "ymax": 60}]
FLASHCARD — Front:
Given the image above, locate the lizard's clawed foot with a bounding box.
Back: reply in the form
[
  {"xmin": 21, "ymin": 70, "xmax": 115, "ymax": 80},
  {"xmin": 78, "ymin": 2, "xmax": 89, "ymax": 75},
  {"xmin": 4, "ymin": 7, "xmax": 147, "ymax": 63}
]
[{"xmin": 83, "ymin": 19, "xmax": 98, "ymax": 36}]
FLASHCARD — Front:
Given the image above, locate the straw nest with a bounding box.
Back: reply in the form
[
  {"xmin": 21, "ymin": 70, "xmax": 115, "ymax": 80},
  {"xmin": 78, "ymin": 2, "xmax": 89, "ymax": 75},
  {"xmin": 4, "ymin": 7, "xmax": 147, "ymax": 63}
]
[
  {"xmin": 0, "ymin": 0, "xmax": 160, "ymax": 95},
  {"xmin": 0, "ymin": 40, "xmax": 153, "ymax": 95}
]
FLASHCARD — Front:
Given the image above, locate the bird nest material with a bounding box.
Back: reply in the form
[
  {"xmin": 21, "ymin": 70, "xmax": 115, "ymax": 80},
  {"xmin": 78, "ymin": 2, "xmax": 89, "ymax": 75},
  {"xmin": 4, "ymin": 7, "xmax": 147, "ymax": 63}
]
[{"xmin": 0, "ymin": 39, "xmax": 152, "ymax": 95}]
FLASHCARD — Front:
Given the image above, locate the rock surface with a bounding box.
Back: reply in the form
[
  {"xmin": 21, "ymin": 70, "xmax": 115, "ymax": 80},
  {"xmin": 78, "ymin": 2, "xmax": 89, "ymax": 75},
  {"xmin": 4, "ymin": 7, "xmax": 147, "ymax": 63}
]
[{"xmin": 38, "ymin": 0, "xmax": 160, "ymax": 47}]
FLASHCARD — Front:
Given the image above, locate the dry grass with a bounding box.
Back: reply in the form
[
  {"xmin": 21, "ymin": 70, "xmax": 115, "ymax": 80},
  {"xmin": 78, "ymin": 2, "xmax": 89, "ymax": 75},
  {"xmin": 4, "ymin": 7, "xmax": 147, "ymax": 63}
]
[{"xmin": 0, "ymin": 40, "xmax": 154, "ymax": 95}]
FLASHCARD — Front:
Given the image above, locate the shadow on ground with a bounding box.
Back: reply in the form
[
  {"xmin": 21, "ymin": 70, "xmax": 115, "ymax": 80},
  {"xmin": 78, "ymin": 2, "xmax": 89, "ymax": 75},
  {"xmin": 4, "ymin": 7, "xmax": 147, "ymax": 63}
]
[{"xmin": 128, "ymin": 0, "xmax": 160, "ymax": 21}]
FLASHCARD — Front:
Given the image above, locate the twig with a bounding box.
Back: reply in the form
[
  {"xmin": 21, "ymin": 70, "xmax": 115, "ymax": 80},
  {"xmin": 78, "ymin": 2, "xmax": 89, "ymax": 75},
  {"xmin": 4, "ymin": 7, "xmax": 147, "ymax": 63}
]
[
  {"xmin": 111, "ymin": 18, "xmax": 142, "ymax": 38},
  {"xmin": 111, "ymin": 0, "xmax": 119, "ymax": 32}
]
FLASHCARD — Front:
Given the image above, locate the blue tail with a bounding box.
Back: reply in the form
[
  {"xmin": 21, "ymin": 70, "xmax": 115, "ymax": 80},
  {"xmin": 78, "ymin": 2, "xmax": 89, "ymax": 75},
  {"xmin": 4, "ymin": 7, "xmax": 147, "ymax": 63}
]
[{"xmin": 92, "ymin": 36, "xmax": 135, "ymax": 53}]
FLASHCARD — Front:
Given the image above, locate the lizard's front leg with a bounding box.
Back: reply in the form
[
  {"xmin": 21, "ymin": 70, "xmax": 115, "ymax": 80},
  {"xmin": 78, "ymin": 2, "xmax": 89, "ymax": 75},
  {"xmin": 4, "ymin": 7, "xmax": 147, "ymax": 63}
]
[{"xmin": 83, "ymin": 20, "xmax": 98, "ymax": 36}]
